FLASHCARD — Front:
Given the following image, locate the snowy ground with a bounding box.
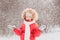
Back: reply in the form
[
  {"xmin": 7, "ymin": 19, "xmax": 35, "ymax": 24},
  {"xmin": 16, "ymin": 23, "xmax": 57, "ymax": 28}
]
[
  {"xmin": 0, "ymin": 32, "xmax": 60, "ymax": 40},
  {"xmin": 36, "ymin": 32, "xmax": 60, "ymax": 40}
]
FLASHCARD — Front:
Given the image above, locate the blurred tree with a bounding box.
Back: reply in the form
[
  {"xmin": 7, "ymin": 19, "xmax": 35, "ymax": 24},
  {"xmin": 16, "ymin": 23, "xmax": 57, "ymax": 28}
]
[{"xmin": 0, "ymin": 0, "xmax": 60, "ymax": 36}]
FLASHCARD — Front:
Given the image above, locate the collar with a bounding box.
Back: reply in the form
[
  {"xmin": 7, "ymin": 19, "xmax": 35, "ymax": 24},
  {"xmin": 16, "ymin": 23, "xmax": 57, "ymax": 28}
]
[{"xmin": 24, "ymin": 20, "xmax": 35, "ymax": 25}]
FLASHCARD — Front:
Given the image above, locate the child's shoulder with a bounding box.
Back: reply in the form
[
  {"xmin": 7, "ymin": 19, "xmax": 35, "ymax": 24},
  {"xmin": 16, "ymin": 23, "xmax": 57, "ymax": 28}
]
[
  {"xmin": 20, "ymin": 22, "xmax": 25, "ymax": 26},
  {"xmin": 31, "ymin": 22, "xmax": 38, "ymax": 27},
  {"xmin": 32, "ymin": 22, "xmax": 38, "ymax": 25}
]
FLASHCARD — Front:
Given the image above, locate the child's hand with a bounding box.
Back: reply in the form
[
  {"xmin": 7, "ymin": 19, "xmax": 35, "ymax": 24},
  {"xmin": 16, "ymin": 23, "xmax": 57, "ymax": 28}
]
[
  {"xmin": 39, "ymin": 25, "xmax": 46, "ymax": 31},
  {"xmin": 7, "ymin": 25, "xmax": 16, "ymax": 30}
]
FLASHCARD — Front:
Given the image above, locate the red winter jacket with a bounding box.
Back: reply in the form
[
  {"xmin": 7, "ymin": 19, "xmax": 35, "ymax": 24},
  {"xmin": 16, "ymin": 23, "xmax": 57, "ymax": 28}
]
[{"xmin": 13, "ymin": 23, "xmax": 42, "ymax": 40}]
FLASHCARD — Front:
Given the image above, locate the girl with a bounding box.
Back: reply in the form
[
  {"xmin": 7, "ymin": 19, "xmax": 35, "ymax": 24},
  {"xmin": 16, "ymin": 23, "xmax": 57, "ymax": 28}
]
[{"xmin": 8, "ymin": 8, "xmax": 43, "ymax": 40}]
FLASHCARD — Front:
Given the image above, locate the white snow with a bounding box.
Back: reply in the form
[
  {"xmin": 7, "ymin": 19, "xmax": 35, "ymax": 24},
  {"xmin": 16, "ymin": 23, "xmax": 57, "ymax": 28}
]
[
  {"xmin": 36, "ymin": 32, "xmax": 60, "ymax": 40},
  {"xmin": 0, "ymin": 32, "xmax": 60, "ymax": 40},
  {"xmin": 0, "ymin": 34, "xmax": 20, "ymax": 40}
]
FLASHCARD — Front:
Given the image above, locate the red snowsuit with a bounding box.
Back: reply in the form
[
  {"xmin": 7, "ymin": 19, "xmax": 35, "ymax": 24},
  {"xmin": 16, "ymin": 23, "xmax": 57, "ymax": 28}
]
[{"xmin": 13, "ymin": 23, "xmax": 42, "ymax": 40}]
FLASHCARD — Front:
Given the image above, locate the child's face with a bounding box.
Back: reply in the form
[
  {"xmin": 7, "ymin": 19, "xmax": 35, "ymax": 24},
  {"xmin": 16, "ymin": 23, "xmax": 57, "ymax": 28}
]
[{"xmin": 25, "ymin": 12, "xmax": 32, "ymax": 21}]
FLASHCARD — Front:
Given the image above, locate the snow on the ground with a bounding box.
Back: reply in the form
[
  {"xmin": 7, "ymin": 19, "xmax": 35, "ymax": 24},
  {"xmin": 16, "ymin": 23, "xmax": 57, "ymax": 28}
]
[
  {"xmin": 0, "ymin": 32, "xmax": 60, "ymax": 40},
  {"xmin": 36, "ymin": 32, "xmax": 60, "ymax": 40},
  {"xmin": 0, "ymin": 34, "xmax": 20, "ymax": 40}
]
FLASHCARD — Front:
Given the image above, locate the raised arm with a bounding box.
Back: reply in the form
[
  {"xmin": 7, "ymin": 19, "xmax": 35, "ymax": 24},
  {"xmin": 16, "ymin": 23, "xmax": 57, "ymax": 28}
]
[
  {"xmin": 31, "ymin": 23, "xmax": 42, "ymax": 37},
  {"xmin": 13, "ymin": 23, "xmax": 25, "ymax": 36}
]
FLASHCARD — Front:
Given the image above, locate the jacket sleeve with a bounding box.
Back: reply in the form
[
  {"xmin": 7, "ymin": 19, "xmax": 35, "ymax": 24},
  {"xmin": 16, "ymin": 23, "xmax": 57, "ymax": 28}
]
[
  {"xmin": 13, "ymin": 23, "xmax": 25, "ymax": 36},
  {"xmin": 31, "ymin": 23, "xmax": 42, "ymax": 37}
]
